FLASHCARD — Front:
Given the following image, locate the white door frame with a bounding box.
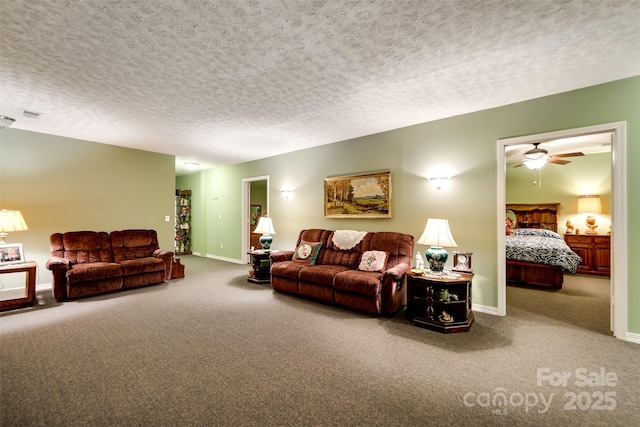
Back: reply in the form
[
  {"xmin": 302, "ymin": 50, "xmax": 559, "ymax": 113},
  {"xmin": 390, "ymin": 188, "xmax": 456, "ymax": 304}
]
[
  {"xmin": 497, "ymin": 122, "xmax": 628, "ymax": 340},
  {"xmin": 241, "ymin": 175, "xmax": 270, "ymax": 264}
]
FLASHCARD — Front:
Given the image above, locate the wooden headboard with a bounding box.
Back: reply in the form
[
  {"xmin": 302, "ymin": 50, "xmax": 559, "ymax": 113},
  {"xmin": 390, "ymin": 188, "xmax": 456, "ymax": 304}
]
[{"xmin": 506, "ymin": 203, "xmax": 560, "ymax": 232}]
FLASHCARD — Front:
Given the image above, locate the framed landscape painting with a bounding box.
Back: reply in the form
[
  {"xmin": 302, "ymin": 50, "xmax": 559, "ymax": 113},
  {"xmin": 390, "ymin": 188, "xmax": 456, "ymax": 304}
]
[{"xmin": 324, "ymin": 171, "xmax": 391, "ymax": 218}]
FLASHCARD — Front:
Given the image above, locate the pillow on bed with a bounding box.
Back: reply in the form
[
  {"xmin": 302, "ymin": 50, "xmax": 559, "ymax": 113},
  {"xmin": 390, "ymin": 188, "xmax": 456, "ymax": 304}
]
[{"xmin": 513, "ymin": 228, "xmax": 562, "ymax": 240}]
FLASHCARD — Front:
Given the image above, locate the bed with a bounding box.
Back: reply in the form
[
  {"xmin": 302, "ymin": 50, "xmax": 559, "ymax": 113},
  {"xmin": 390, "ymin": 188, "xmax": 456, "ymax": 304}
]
[{"xmin": 505, "ymin": 203, "xmax": 582, "ymax": 289}]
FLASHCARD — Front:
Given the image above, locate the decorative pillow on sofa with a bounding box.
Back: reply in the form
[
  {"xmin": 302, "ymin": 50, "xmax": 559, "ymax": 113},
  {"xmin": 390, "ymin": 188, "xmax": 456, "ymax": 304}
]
[
  {"xmin": 358, "ymin": 250, "xmax": 388, "ymax": 272},
  {"xmin": 292, "ymin": 241, "xmax": 322, "ymax": 264}
]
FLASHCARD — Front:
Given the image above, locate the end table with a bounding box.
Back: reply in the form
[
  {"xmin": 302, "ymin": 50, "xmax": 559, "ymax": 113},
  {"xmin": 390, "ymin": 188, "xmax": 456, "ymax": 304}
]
[
  {"xmin": 406, "ymin": 271, "xmax": 474, "ymax": 333},
  {"xmin": 247, "ymin": 250, "xmax": 272, "ymax": 284},
  {"xmin": 0, "ymin": 261, "xmax": 37, "ymax": 311}
]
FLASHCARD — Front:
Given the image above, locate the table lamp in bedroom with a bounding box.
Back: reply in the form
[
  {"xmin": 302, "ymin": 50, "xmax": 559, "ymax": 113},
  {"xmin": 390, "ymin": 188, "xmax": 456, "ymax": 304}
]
[{"xmin": 577, "ymin": 195, "xmax": 601, "ymax": 235}]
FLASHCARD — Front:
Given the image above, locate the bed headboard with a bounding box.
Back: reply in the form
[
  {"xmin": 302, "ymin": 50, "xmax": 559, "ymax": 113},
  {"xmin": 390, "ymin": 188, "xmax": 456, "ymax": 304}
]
[{"xmin": 506, "ymin": 203, "xmax": 560, "ymax": 232}]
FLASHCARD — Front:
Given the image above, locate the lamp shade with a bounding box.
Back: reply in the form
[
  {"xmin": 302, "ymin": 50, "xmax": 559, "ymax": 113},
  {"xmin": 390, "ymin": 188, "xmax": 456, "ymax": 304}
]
[
  {"xmin": 0, "ymin": 209, "xmax": 29, "ymax": 232},
  {"xmin": 0, "ymin": 209, "xmax": 28, "ymax": 244},
  {"xmin": 417, "ymin": 218, "xmax": 457, "ymax": 248},
  {"xmin": 577, "ymin": 195, "xmax": 601, "ymax": 214},
  {"xmin": 253, "ymin": 217, "xmax": 276, "ymax": 235}
]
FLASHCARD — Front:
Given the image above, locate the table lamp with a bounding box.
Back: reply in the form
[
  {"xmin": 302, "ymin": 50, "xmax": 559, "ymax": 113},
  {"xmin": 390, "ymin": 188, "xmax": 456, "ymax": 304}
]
[
  {"xmin": 417, "ymin": 218, "xmax": 458, "ymax": 273},
  {"xmin": 0, "ymin": 209, "xmax": 29, "ymax": 244},
  {"xmin": 253, "ymin": 217, "xmax": 276, "ymax": 251}
]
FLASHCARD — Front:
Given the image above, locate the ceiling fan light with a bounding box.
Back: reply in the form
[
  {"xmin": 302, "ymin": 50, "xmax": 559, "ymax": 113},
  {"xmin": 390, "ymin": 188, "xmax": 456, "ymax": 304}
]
[{"xmin": 524, "ymin": 158, "xmax": 547, "ymax": 169}]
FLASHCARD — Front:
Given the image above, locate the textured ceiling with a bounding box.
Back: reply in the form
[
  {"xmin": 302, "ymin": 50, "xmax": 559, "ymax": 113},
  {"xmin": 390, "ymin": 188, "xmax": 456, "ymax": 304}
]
[{"xmin": 1, "ymin": 1, "xmax": 639, "ymax": 175}]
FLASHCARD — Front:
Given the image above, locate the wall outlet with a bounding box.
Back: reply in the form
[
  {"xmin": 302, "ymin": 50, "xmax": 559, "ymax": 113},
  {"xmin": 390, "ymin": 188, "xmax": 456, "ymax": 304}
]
[
  {"xmin": 165, "ymin": 215, "xmax": 170, "ymax": 222},
  {"xmin": 220, "ymin": 243, "xmax": 223, "ymax": 249}
]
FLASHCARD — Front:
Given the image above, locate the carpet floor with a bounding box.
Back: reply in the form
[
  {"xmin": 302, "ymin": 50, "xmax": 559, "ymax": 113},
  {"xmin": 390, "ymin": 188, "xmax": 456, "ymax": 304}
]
[{"xmin": 1, "ymin": 255, "xmax": 638, "ymax": 426}]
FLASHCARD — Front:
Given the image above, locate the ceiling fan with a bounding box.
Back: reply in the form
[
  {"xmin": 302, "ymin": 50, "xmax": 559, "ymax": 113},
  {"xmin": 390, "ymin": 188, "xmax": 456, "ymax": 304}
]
[{"xmin": 514, "ymin": 143, "xmax": 584, "ymax": 169}]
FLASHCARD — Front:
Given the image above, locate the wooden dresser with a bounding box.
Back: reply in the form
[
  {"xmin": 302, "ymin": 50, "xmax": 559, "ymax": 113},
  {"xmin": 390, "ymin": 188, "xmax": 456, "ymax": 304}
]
[{"xmin": 563, "ymin": 234, "xmax": 610, "ymax": 276}]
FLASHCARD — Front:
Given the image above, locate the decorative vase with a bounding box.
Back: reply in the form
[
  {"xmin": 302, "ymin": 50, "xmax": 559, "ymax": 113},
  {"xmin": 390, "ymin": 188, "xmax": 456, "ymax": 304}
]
[{"xmin": 425, "ymin": 246, "xmax": 448, "ymax": 273}]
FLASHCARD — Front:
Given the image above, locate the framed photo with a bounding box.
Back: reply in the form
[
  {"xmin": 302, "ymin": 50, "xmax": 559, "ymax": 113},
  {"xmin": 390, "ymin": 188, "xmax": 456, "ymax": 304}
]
[
  {"xmin": 250, "ymin": 205, "xmax": 262, "ymax": 226},
  {"xmin": 0, "ymin": 243, "xmax": 25, "ymax": 265},
  {"xmin": 324, "ymin": 171, "xmax": 391, "ymax": 218}
]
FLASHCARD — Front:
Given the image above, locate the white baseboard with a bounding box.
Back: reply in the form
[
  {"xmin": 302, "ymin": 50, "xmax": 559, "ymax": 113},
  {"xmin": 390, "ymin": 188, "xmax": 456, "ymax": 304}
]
[
  {"xmin": 625, "ymin": 332, "xmax": 640, "ymax": 345},
  {"xmin": 472, "ymin": 303, "xmax": 501, "ymax": 316},
  {"xmin": 205, "ymin": 253, "xmax": 245, "ymax": 264}
]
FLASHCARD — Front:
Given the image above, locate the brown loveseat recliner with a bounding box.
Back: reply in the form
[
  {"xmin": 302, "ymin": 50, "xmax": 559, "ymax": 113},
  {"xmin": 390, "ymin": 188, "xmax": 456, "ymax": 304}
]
[
  {"xmin": 270, "ymin": 229, "xmax": 414, "ymax": 315},
  {"xmin": 46, "ymin": 229, "xmax": 173, "ymax": 300}
]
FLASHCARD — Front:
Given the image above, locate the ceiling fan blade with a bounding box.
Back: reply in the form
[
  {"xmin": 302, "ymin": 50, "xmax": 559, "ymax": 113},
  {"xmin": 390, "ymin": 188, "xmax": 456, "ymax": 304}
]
[
  {"xmin": 513, "ymin": 162, "xmax": 524, "ymax": 168},
  {"xmin": 551, "ymin": 152, "xmax": 584, "ymax": 158},
  {"xmin": 548, "ymin": 158, "xmax": 571, "ymax": 165}
]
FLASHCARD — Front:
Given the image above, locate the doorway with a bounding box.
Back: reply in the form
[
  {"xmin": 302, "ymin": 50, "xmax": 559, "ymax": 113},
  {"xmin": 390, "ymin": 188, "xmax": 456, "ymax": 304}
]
[
  {"xmin": 241, "ymin": 175, "xmax": 269, "ymax": 264},
  {"xmin": 497, "ymin": 122, "xmax": 628, "ymax": 340}
]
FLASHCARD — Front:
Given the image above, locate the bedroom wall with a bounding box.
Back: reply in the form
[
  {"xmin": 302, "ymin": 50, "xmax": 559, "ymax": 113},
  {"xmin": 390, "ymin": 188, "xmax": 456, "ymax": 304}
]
[
  {"xmin": 506, "ymin": 152, "xmax": 612, "ymax": 234},
  {"xmin": 179, "ymin": 76, "xmax": 640, "ymax": 334}
]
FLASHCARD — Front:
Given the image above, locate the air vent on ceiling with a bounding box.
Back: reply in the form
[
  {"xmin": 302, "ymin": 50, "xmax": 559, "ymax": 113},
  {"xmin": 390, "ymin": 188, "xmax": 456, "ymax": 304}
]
[{"xmin": 22, "ymin": 110, "xmax": 43, "ymax": 119}]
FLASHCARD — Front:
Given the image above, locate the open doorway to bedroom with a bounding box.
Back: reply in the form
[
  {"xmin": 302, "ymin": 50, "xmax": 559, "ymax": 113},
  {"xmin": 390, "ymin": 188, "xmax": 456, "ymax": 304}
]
[{"xmin": 497, "ymin": 122, "xmax": 628, "ymax": 340}]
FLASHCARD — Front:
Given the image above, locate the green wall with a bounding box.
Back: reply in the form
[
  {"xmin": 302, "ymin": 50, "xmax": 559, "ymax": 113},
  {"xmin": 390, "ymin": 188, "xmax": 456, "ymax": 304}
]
[
  {"xmin": 506, "ymin": 152, "xmax": 612, "ymax": 233},
  {"xmin": 0, "ymin": 130, "xmax": 176, "ymax": 284},
  {"xmin": 179, "ymin": 76, "xmax": 639, "ymax": 333}
]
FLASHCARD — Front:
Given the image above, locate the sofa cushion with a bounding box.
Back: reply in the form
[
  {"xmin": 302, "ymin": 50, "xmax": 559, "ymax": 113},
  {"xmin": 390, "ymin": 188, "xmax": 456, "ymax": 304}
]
[
  {"xmin": 111, "ymin": 229, "xmax": 160, "ymax": 262},
  {"xmin": 298, "ymin": 264, "xmax": 350, "ymax": 285},
  {"xmin": 50, "ymin": 231, "xmax": 114, "ymax": 264},
  {"xmin": 358, "ymin": 250, "xmax": 388, "ymax": 272},
  {"xmin": 333, "ymin": 270, "xmax": 382, "ymax": 297},
  {"xmin": 292, "ymin": 241, "xmax": 322, "ymax": 264},
  {"xmin": 119, "ymin": 257, "xmax": 166, "ymax": 276},
  {"xmin": 66, "ymin": 262, "xmax": 122, "ymax": 283},
  {"xmin": 271, "ymin": 260, "xmax": 308, "ymax": 280}
]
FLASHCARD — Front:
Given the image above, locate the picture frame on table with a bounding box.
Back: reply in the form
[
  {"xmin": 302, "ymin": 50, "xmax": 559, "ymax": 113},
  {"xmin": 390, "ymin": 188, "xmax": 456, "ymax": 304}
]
[
  {"xmin": 0, "ymin": 243, "xmax": 25, "ymax": 265},
  {"xmin": 324, "ymin": 170, "xmax": 391, "ymax": 218}
]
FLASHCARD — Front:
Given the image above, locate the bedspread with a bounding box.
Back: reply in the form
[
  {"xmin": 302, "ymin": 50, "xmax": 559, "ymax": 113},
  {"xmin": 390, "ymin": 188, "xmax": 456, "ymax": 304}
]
[{"xmin": 506, "ymin": 228, "xmax": 582, "ymax": 273}]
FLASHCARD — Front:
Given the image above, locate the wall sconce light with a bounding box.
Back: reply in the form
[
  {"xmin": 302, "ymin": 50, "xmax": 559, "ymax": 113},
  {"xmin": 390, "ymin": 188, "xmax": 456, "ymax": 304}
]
[
  {"xmin": 428, "ymin": 176, "xmax": 450, "ymax": 190},
  {"xmin": 281, "ymin": 190, "xmax": 293, "ymax": 200}
]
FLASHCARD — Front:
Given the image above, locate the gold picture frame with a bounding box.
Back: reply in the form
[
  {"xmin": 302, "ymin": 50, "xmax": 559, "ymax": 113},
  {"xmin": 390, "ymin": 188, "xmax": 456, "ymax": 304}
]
[{"xmin": 324, "ymin": 171, "xmax": 391, "ymax": 218}]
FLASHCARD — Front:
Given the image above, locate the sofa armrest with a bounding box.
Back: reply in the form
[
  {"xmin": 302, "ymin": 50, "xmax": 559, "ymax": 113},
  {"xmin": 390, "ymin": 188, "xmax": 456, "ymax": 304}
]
[
  {"xmin": 382, "ymin": 262, "xmax": 410, "ymax": 282},
  {"xmin": 153, "ymin": 249, "xmax": 174, "ymax": 281},
  {"xmin": 270, "ymin": 251, "xmax": 294, "ymax": 264},
  {"xmin": 45, "ymin": 257, "xmax": 70, "ymax": 300},
  {"xmin": 45, "ymin": 256, "xmax": 70, "ymax": 271},
  {"xmin": 380, "ymin": 263, "xmax": 410, "ymax": 315}
]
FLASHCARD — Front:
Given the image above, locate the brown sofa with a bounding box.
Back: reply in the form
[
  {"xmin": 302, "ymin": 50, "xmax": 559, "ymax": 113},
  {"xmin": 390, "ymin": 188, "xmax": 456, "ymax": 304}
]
[
  {"xmin": 270, "ymin": 229, "xmax": 414, "ymax": 315},
  {"xmin": 46, "ymin": 229, "xmax": 173, "ymax": 300}
]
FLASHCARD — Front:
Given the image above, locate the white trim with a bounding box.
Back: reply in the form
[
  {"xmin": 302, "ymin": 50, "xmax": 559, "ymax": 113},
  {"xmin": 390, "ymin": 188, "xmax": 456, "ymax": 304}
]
[
  {"xmin": 241, "ymin": 175, "xmax": 270, "ymax": 264},
  {"xmin": 625, "ymin": 332, "xmax": 640, "ymax": 345},
  {"xmin": 497, "ymin": 122, "xmax": 628, "ymax": 341},
  {"xmin": 205, "ymin": 253, "xmax": 244, "ymax": 264},
  {"xmin": 472, "ymin": 303, "xmax": 500, "ymax": 316}
]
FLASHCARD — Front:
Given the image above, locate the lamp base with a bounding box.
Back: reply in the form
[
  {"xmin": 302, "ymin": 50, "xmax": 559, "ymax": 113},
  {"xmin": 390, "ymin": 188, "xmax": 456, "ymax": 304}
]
[
  {"xmin": 259, "ymin": 234, "xmax": 273, "ymax": 251},
  {"xmin": 425, "ymin": 246, "xmax": 448, "ymax": 273}
]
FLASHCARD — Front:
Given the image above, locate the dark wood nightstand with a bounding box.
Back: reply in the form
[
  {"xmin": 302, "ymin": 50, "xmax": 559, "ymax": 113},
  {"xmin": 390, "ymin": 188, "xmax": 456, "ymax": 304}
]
[
  {"xmin": 406, "ymin": 271, "xmax": 474, "ymax": 333},
  {"xmin": 564, "ymin": 234, "xmax": 610, "ymax": 276},
  {"xmin": 247, "ymin": 250, "xmax": 272, "ymax": 284}
]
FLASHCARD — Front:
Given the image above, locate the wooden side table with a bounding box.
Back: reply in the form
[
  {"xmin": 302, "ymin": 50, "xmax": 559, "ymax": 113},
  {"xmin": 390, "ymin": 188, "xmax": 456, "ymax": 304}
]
[
  {"xmin": 0, "ymin": 261, "xmax": 37, "ymax": 311},
  {"xmin": 247, "ymin": 250, "xmax": 272, "ymax": 284},
  {"xmin": 406, "ymin": 271, "xmax": 474, "ymax": 333}
]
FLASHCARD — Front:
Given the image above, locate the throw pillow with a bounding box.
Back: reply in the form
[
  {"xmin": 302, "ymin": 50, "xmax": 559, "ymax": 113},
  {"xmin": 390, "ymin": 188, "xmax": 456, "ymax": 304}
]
[
  {"xmin": 358, "ymin": 250, "xmax": 388, "ymax": 272},
  {"xmin": 292, "ymin": 241, "xmax": 322, "ymax": 264}
]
